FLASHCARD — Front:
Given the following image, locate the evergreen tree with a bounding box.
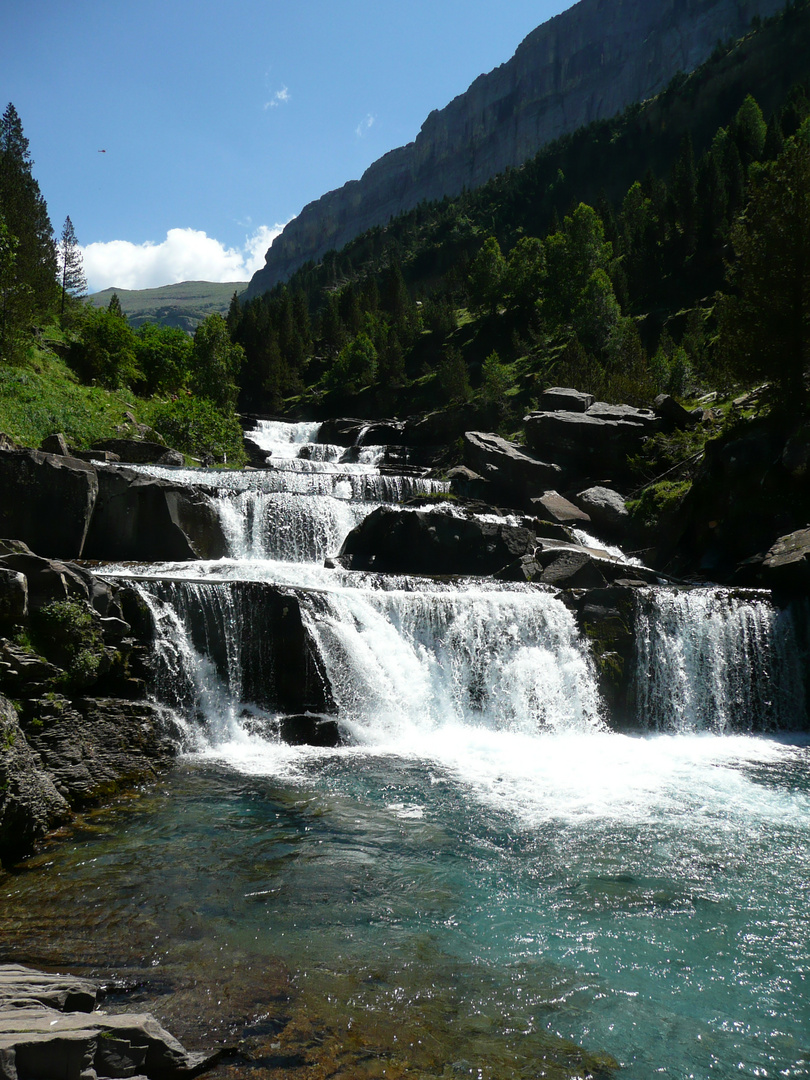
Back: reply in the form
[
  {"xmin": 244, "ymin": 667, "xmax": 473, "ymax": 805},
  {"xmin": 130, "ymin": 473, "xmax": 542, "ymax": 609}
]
[
  {"xmin": 191, "ymin": 313, "xmax": 244, "ymax": 409},
  {"xmin": 57, "ymin": 216, "xmax": 86, "ymax": 316},
  {"xmin": 0, "ymin": 103, "xmax": 58, "ymax": 314},
  {"xmin": 717, "ymin": 133, "xmax": 810, "ymax": 409},
  {"xmin": 0, "ymin": 213, "xmax": 32, "ymax": 363},
  {"xmin": 107, "ymin": 292, "xmax": 124, "ymax": 319}
]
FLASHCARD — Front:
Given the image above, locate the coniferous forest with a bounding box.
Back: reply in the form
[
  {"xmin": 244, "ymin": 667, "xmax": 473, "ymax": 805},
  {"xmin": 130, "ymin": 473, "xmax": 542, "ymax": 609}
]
[{"xmin": 2, "ymin": 0, "xmax": 810, "ymax": 487}]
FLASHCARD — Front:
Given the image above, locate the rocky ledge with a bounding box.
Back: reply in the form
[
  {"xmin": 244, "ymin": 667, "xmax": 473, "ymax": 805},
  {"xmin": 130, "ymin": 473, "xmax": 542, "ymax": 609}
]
[{"xmin": 0, "ymin": 964, "xmax": 218, "ymax": 1080}]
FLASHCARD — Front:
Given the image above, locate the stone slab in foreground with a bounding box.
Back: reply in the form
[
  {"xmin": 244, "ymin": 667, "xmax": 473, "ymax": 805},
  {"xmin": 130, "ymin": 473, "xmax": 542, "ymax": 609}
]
[{"xmin": 0, "ymin": 964, "xmax": 218, "ymax": 1080}]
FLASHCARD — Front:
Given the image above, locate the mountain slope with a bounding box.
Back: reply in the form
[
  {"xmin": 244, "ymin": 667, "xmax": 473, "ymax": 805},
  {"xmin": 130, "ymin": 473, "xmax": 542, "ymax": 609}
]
[
  {"xmin": 88, "ymin": 280, "xmax": 247, "ymax": 331},
  {"xmin": 246, "ymin": 0, "xmax": 784, "ymax": 299}
]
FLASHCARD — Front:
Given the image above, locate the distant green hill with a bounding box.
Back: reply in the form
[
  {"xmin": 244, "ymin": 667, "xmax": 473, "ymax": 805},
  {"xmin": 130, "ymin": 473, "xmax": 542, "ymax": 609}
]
[{"xmin": 88, "ymin": 280, "xmax": 248, "ymax": 331}]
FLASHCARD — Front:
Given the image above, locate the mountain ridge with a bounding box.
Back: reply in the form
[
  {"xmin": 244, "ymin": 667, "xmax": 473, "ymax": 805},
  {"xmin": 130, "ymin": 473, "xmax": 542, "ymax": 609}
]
[{"xmin": 246, "ymin": 0, "xmax": 785, "ymax": 300}]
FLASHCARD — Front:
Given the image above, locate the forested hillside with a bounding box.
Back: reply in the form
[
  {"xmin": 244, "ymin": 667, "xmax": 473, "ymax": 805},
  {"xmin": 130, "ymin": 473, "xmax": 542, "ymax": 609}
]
[{"xmin": 232, "ymin": 0, "xmax": 810, "ymax": 429}]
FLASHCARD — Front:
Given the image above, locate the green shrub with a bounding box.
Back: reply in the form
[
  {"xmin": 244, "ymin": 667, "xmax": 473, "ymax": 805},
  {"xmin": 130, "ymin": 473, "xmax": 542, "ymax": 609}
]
[
  {"xmin": 31, "ymin": 598, "xmax": 105, "ymax": 688},
  {"xmin": 627, "ymin": 479, "xmax": 692, "ymax": 532},
  {"xmin": 147, "ymin": 395, "xmax": 246, "ymax": 465}
]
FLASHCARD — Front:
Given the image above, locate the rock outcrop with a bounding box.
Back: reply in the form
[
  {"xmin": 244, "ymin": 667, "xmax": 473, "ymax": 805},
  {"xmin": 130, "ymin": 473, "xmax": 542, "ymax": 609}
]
[
  {"xmin": 246, "ymin": 0, "xmax": 783, "ymax": 297},
  {"xmin": 0, "ymin": 964, "xmax": 218, "ymax": 1080}
]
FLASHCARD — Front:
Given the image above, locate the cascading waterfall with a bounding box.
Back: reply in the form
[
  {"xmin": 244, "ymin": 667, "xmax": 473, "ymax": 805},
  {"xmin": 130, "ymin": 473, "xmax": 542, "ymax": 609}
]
[
  {"xmin": 298, "ymin": 582, "xmax": 603, "ymax": 740},
  {"xmin": 68, "ymin": 418, "xmax": 810, "ymax": 1080},
  {"xmin": 634, "ymin": 586, "xmax": 806, "ymax": 731}
]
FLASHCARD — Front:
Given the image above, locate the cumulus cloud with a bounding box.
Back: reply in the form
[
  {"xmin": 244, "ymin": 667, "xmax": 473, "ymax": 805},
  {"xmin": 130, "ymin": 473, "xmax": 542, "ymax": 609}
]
[
  {"xmin": 81, "ymin": 224, "xmax": 287, "ymax": 293},
  {"xmin": 355, "ymin": 113, "xmax": 375, "ymax": 138},
  {"xmin": 264, "ymin": 86, "xmax": 290, "ymax": 109}
]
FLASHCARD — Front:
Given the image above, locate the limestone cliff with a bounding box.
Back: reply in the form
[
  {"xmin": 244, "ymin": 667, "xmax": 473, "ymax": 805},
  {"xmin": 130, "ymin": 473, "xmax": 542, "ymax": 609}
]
[{"xmin": 246, "ymin": 0, "xmax": 784, "ymax": 299}]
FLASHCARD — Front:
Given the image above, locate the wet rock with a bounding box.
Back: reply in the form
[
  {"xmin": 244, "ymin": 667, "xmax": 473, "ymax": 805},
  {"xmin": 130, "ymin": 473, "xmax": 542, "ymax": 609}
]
[
  {"xmin": 243, "ymin": 435, "xmax": 271, "ymax": 467},
  {"xmin": 402, "ymin": 404, "xmax": 499, "ymax": 448},
  {"xmin": 534, "ymin": 548, "xmax": 609, "ymax": 589},
  {"xmin": 0, "ymin": 696, "xmax": 71, "ymax": 864},
  {"xmin": 336, "ymin": 507, "xmax": 536, "ymax": 577},
  {"xmin": 83, "ymin": 467, "xmax": 228, "ymax": 562},
  {"xmin": 0, "ymin": 965, "xmax": 98, "ymax": 1013},
  {"xmin": 568, "ymin": 586, "xmax": 640, "ymax": 728},
  {"xmin": 0, "ymin": 448, "xmax": 98, "ymax": 559},
  {"xmin": 316, "ymin": 418, "xmax": 366, "ymax": 446}
]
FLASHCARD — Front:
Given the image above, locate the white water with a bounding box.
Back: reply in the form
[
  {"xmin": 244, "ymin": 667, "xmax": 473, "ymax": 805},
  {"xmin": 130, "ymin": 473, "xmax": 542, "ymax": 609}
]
[{"xmin": 91, "ymin": 419, "xmax": 810, "ymax": 1079}]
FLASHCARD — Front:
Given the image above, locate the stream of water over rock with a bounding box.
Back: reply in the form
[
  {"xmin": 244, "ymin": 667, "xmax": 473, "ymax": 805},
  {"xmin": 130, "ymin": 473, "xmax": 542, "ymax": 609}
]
[{"xmin": 2, "ymin": 420, "xmax": 809, "ymax": 1080}]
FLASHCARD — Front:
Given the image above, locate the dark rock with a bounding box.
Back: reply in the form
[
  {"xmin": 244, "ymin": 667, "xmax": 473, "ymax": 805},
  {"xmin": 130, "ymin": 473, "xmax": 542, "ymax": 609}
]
[
  {"xmin": 0, "ymin": 568, "xmax": 27, "ymax": 626},
  {"xmin": 463, "ymin": 431, "xmax": 564, "ymax": 507},
  {"xmin": 70, "ymin": 448, "xmax": 121, "ymax": 463},
  {"xmin": 83, "ymin": 467, "xmax": 228, "ymax": 562},
  {"xmin": 0, "ymin": 695, "xmax": 71, "ymax": 863},
  {"xmin": 337, "ymin": 507, "xmax": 536, "ymax": 576},
  {"xmin": 317, "ymin": 418, "xmax": 365, "ymax": 446},
  {"xmin": 90, "ymin": 438, "xmax": 171, "ymax": 464},
  {"xmin": 277, "ymin": 714, "xmax": 342, "ymax": 747},
  {"xmin": 359, "ymin": 420, "xmax": 405, "ymax": 445},
  {"xmin": 530, "ymin": 491, "xmax": 591, "ymax": 526},
  {"xmin": 243, "ymin": 435, "xmax": 271, "ymax": 467},
  {"xmin": 534, "ymin": 548, "xmax": 608, "ymax": 589},
  {"xmin": 568, "ymin": 586, "xmax": 639, "ymax": 728},
  {"xmin": 744, "ymin": 529, "xmax": 810, "ymax": 594},
  {"xmin": 523, "ymin": 407, "xmax": 659, "ymax": 479},
  {"xmin": 653, "ymin": 394, "xmax": 699, "ymax": 430},
  {"xmin": 0, "ymin": 965, "xmax": 99, "ymax": 1013},
  {"xmin": 21, "ymin": 697, "xmax": 176, "ymax": 808},
  {"xmin": 573, "ymin": 486, "xmax": 630, "ymax": 536},
  {"xmin": 39, "ymin": 433, "xmax": 70, "ymax": 456},
  {"xmin": 156, "ymin": 448, "xmax": 185, "ymax": 467},
  {"xmin": 0, "ymin": 551, "xmax": 95, "ymax": 611},
  {"xmin": 0, "ymin": 448, "xmax": 98, "ymax": 559},
  {"xmin": 540, "ymin": 387, "xmax": 594, "ymax": 413},
  {"xmin": 403, "ymin": 404, "xmax": 499, "ymax": 448}
]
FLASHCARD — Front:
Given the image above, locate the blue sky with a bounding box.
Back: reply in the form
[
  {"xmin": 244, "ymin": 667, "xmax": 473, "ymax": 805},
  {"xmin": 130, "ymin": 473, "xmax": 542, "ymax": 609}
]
[{"xmin": 2, "ymin": 1, "xmax": 571, "ymax": 292}]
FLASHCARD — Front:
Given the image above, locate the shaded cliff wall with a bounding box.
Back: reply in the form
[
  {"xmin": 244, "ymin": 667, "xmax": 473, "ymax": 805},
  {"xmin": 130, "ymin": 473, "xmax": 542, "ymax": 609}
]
[{"xmin": 246, "ymin": 0, "xmax": 784, "ymax": 299}]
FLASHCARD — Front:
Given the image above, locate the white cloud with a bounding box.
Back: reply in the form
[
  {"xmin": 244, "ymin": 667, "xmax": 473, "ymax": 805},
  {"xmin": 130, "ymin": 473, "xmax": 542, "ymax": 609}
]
[
  {"xmin": 264, "ymin": 86, "xmax": 290, "ymax": 109},
  {"xmin": 81, "ymin": 224, "xmax": 288, "ymax": 293},
  {"xmin": 355, "ymin": 113, "xmax": 375, "ymax": 138}
]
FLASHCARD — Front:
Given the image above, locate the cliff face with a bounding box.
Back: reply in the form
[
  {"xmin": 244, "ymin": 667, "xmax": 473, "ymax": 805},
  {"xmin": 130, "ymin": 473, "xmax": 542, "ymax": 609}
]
[{"xmin": 246, "ymin": 0, "xmax": 785, "ymax": 299}]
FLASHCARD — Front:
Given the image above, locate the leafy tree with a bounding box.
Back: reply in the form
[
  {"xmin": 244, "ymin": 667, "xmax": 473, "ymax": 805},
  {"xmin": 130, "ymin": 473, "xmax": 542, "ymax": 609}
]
[
  {"xmin": 480, "ymin": 350, "xmax": 514, "ymax": 404},
  {"xmin": 191, "ymin": 313, "xmax": 244, "ymax": 409},
  {"xmin": 57, "ymin": 216, "xmax": 86, "ymax": 316},
  {"xmin": 326, "ymin": 331, "xmax": 378, "ymax": 392},
  {"xmin": 0, "ymin": 103, "xmax": 58, "ymax": 315},
  {"xmin": 502, "ymin": 236, "xmax": 546, "ymax": 318},
  {"xmin": 716, "ymin": 133, "xmax": 810, "ymax": 409},
  {"xmin": 135, "ymin": 322, "xmax": 194, "ymax": 394},
  {"xmin": 68, "ymin": 306, "xmax": 140, "ymax": 388},
  {"xmin": 437, "ymin": 345, "xmax": 471, "ymax": 403}
]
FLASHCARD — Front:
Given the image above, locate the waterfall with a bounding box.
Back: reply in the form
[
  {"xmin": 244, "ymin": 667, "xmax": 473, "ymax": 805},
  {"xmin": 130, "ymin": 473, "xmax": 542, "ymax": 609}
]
[
  {"xmin": 298, "ymin": 582, "xmax": 604, "ymax": 741},
  {"xmin": 634, "ymin": 587, "xmax": 806, "ymax": 732}
]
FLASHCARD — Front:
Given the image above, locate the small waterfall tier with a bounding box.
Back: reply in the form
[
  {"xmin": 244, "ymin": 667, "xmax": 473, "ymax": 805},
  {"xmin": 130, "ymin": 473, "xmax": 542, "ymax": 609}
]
[{"xmin": 635, "ymin": 587, "xmax": 807, "ymax": 732}]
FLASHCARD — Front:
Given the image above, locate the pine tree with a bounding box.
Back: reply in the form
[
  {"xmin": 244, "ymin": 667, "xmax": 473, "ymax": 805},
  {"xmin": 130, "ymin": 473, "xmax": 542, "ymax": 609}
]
[
  {"xmin": 107, "ymin": 292, "xmax": 124, "ymax": 319},
  {"xmin": 57, "ymin": 216, "xmax": 87, "ymax": 316},
  {"xmin": 0, "ymin": 103, "xmax": 58, "ymax": 314}
]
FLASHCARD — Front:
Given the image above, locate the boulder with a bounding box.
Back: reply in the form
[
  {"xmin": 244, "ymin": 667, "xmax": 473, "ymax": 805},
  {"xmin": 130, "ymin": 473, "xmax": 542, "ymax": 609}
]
[
  {"xmin": 316, "ymin": 418, "xmax": 366, "ymax": 446},
  {"xmin": 653, "ymin": 393, "xmax": 699, "ymax": 430},
  {"xmin": 243, "ymin": 435, "xmax": 270, "ymax": 467},
  {"xmin": 530, "ymin": 491, "xmax": 591, "ymax": 526},
  {"xmin": 39, "ymin": 433, "xmax": 70, "ymax": 456},
  {"xmin": 523, "ymin": 405, "xmax": 660, "ymax": 480},
  {"xmin": 89, "ymin": 438, "xmax": 172, "ymax": 464},
  {"xmin": 0, "ymin": 449, "xmax": 98, "ymax": 559},
  {"xmin": 540, "ymin": 387, "xmax": 595, "ymax": 412},
  {"xmin": 0, "ymin": 965, "xmax": 98, "ymax": 1013},
  {"xmin": 534, "ymin": 548, "xmax": 609, "ymax": 589},
  {"xmin": 156, "ymin": 448, "xmax": 185, "ymax": 467},
  {"xmin": 573, "ymin": 486, "xmax": 630, "ymax": 536},
  {"xmin": 745, "ymin": 528, "xmax": 810, "ymax": 594},
  {"xmin": 337, "ymin": 507, "xmax": 536, "ymax": 577},
  {"xmin": 82, "ymin": 467, "xmax": 228, "ymax": 562},
  {"xmin": 462, "ymin": 431, "xmax": 564, "ymax": 506}
]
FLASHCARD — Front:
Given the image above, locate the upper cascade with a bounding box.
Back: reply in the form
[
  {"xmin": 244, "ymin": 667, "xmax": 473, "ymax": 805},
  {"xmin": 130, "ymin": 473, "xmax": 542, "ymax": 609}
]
[{"xmin": 246, "ymin": 0, "xmax": 784, "ymax": 298}]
